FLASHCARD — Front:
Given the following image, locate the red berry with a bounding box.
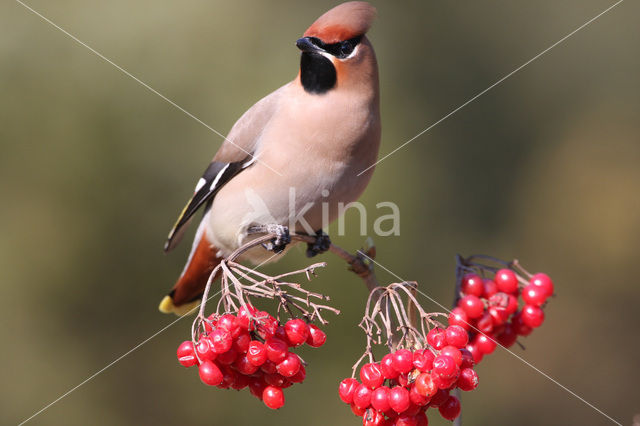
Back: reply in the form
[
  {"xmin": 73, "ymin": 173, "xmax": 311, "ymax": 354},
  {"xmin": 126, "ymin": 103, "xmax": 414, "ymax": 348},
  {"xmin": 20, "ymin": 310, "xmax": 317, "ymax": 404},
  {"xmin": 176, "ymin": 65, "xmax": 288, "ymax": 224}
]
[
  {"xmin": 459, "ymin": 348, "xmax": 475, "ymax": 369},
  {"xmin": 350, "ymin": 402, "xmax": 366, "ymax": 416},
  {"xmin": 438, "ymin": 395, "xmax": 461, "ymax": 420},
  {"xmin": 476, "ymin": 312, "xmax": 494, "ymax": 334},
  {"xmin": 217, "ymin": 365, "xmax": 236, "ymax": 389},
  {"xmin": 415, "ymin": 373, "xmax": 437, "ymax": 398},
  {"xmin": 217, "ymin": 314, "xmax": 240, "ymax": 337},
  {"xmin": 445, "ymin": 325, "xmax": 469, "ymax": 348},
  {"xmin": 360, "ymin": 362, "xmax": 384, "ymax": 389},
  {"xmin": 306, "ymin": 324, "xmax": 326, "ymax": 347},
  {"xmin": 429, "ymin": 389, "xmax": 450, "ymax": 407},
  {"xmin": 260, "ymin": 360, "xmax": 277, "ymax": 375},
  {"xmin": 488, "ymin": 306, "xmax": 508, "ymax": 326},
  {"xmin": 521, "ymin": 304, "xmax": 545, "ymax": 328},
  {"xmin": 198, "ymin": 360, "xmax": 223, "ymax": 386},
  {"xmin": 231, "ymin": 373, "xmax": 249, "ymax": 390},
  {"xmin": 392, "ymin": 349, "xmax": 414, "ymax": 374},
  {"xmin": 405, "ymin": 405, "xmax": 423, "ymax": 419},
  {"xmin": 363, "ymin": 408, "xmax": 386, "ymax": 426},
  {"xmin": 380, "ymin": 353, "xmax": 399, "ymax": 379},
  {"xmin": 427, "ymin": 327, "xmax": 447, "ymax": 350},
  {"xmin": 289, "ymin": 364, "xmax": 306, "ymax": 383},
  {"xmin": 493, "ymin": 323, "xmax": 506, "ymax": 336},
  {"xmin": 248, "ymin": 376, "xmax": 266, "ymax": 398},
  {"xmin": 339, "ymin": 378, "xmax": 360, "ymax": 403},
  {"xmin": 209, "ymin": 328, "xmax": 233, "ymax": 354},
  {"xmin": 458, "ymin": 295, "xmax": 484, "ymax": 319},
  {"xmin": 265, "ymin": 337, "xmax": 288, "ymax": 363},
  {"xmin": 522, "ymin": 284, "xmax": 548, "ymax": 306},
  {"xmin": 495, "ymin": 269, "xmax": 519, "ymax": 294},
  {"xmin": 433, "ymin": 370, "xmax": 459, "ymax": 390},
  {"xmin": 371, "ymin": 386, "xmax": 391, "ymax": 412},
  {"xmin": 415, "ymin": 411, "xmax": 428, "ymax": 426},
  {"xmin": 195, "ymin": 338, "xmax": 216, "ymax": 362},
  {"xmin": 236, "ymin": 304, "xmax": 257, "ymax": 331},
  {"xmin": 505, "ymin": 294, "xmax": 519, "ymax": 315},
  {"xmin": 234, "ymin": 354, "xmax": 259, "ymax": 375},
  {"xmin": 395, "ymin": 414, "xmax": 419, "ymax": 426},
  {"xmin": 276, "ymin": 352, "xmax": 301, "ymax": 377},
  {"xmin": 232, "ymin": 331, "xmax": 251, "ymax": 353},
  {"xmin": 496, "ymin": 322, "xmax": 518, "ymax": 348},
  {"xmin": 255, "ymin": 313, "xmax": 279, "ymax": 340},
  {"xmin": 512, "ymin": 312, "xmax": 533, "ymax": 336},
  {"xmin": 465, "ymin": 344, "xmax": 484, "ymax": 364},
  {"xmin": 216, "ymin": 348, "xmax": 237, "ymax": 365},
  {"xmin": 530, "ymin": 273, "xmax": 554, "ymax": 297},
  {"xmin": 265, "ymin": 372, "xmax": 287, "ymax": 387},
  {"xmin": 353, "ymin": 383, "xmax": 373, "ymax": 409},
  {"xmin": 389, "ymin": 386, "xmax": 410, "ymax": 413},
  {"xmin": 432, "ymin": 355, "xmax": 458, "ymax": 379},
  {"xmin": 483, "ymin": 279, "xmax": 498, "ymax": 297},
  {"xmin": 177, "ymin": 341, "xmax": 197, "ymax": 367},
  {"xmin": 488, "ymin": 291, "xmax": 508, "ymax": 307},
  {"xmin": 457, "ymin": 368, "xmax": 479, "ymax": 391},
  {"xmin": 274, "ymin": 325, "xmax": 288, "ymax": 342},
  {"xmin": 284, "ymin": 319, "xmax": 310, "ymax": 347},
  {"xmin": 262, "ymin": 385, "xmax": 285, "ymax": 409},
  {"xmin": 247, "ymin": 340, "xmax": 267, "ymax": 366},
  {"xmin": 412, "ymin": 350, "xmax": 434, "ymax": 372},
  {"xmin": 440, "ymin": 346, "xmax": 462, "ymax": 367},
  {"xmin": 409, "ymin": 383, "xmax": 430, "ymax": 406},
  {"xmin": 396, "ymin": 373, "xmax": 409, "ymax": 387},
  {"xmin": 448, "ymin": 307, "xmax": 469, "ymax": 330},
  {"xmin": 461, "ymin": 273, "xmax": 484, "ymax": 297},
  {"xmin": 475, "ymin": 334, "xmax": 497, "ymax": 354}
]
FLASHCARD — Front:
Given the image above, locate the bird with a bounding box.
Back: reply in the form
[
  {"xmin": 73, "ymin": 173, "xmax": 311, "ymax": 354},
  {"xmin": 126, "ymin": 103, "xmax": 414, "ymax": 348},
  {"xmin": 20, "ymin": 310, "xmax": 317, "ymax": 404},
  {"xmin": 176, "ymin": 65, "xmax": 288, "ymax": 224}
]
[{"xmin": 159, "ymin": 1, "xmax": 381, "ymax": 315}]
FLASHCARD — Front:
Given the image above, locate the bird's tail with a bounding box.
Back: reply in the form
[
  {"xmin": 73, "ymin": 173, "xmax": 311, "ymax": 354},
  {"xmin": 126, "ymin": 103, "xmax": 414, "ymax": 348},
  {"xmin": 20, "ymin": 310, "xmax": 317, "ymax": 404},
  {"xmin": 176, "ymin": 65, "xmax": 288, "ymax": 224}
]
[{"xmin": 159, "ymin": 219, "xmax": 221, "ymax": 316}]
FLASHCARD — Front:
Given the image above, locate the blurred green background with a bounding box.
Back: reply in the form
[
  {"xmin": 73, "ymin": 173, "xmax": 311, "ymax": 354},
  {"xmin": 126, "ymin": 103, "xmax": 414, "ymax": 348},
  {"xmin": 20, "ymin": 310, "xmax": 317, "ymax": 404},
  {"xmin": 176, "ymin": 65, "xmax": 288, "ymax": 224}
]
[{"xmin": 2, "ymin": 1, "xmax": 638, "ymax": 425}]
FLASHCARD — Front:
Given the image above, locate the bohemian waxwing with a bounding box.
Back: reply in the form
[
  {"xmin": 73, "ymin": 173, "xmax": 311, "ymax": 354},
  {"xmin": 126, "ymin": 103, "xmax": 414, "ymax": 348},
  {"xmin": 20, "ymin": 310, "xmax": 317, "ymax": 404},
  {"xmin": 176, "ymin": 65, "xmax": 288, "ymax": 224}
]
[{"xmin": 160, "ymin": 1, "xmax": 381, "ymax": 315}]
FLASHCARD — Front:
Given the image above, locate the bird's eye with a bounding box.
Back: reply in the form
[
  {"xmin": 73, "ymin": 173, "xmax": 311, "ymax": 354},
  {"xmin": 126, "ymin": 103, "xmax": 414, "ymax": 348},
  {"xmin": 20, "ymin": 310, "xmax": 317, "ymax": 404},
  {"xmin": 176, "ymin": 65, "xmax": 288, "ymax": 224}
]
[
  {"xmin": 338, "ymin": 36, "xmax": 362, "ymax": 58},
  {"xmin": 340, "ymin": 41, "xmax": 355, "ymax": 56},
  {"xmin": 318, "ymin": 36, "xmax": 363, "ymax": 59}
]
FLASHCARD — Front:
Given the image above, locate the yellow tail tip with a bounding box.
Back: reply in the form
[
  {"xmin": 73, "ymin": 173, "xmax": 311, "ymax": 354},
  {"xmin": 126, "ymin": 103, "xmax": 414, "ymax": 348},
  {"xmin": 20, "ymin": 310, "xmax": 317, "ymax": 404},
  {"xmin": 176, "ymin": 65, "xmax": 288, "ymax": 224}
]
[{"xmin": 158, "ymin": 295, "xmax": 200, "ymax": 316}]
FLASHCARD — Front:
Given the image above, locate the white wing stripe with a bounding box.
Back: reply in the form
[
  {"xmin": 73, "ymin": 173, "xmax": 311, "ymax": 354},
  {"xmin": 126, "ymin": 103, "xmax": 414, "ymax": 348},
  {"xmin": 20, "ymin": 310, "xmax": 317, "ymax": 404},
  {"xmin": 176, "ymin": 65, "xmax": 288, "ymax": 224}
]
[
  {"xmin": 194, "ymin": 177, "xmax": 206, "ymax": 193},
  {"xmin": 210, "ymin": 164, "xmax": 230, "ymax": 191},
  {"xmin": 242, "ymin": 156, "xmax": 257, "ymax": 169}
]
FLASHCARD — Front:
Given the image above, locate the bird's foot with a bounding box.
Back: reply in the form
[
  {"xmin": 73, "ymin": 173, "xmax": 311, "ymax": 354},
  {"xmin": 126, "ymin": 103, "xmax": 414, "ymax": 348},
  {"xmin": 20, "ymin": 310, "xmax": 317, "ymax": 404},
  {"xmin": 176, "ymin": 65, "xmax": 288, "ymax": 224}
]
[
  {"xmin": 248, "ymin": 224, "xmax": 291, "ymax": 253},
  {"xmin": 306, "ymin": 230, "xmax": 331, "ymax": 258}
]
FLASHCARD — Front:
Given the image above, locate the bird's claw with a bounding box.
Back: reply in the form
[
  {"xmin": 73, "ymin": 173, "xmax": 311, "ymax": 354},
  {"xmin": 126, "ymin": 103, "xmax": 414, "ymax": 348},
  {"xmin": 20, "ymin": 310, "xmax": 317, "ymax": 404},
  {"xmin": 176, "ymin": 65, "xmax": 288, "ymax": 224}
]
[
  {"xmin": 249, "ymin": 224, "xmax": 291, "ymax": 253},
  {"xmin": 270, "ymin": 225, "xmax": 291, "ymax": 253},
  {"xmin": 306, "ymin": 230, "xmax": 331, "ymax": 258}
]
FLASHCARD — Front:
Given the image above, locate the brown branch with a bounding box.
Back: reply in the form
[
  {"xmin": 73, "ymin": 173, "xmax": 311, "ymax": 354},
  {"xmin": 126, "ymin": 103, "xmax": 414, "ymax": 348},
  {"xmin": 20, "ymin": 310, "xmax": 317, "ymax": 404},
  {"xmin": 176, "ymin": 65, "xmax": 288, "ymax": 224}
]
[
  {"xmin": 351, "ymin": 282, "xmax": 448, "ymax": 376},
  {"xmin": 291, "ymin": 234, "xmax": 379, "ymax": 293}
]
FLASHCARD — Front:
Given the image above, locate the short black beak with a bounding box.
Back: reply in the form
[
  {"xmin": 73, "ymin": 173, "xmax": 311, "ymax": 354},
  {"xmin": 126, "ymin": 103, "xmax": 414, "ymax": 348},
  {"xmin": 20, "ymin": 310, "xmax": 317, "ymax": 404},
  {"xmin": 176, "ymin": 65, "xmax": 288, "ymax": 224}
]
[{"xmin": 296, "ymin": 37, "xmax": 321, "ymax": 53}]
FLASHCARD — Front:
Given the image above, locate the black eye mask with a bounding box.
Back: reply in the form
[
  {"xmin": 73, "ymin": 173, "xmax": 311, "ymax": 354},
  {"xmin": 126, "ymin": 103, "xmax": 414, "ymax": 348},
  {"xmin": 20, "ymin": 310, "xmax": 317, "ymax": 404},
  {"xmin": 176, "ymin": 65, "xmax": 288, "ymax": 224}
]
[{"xmin": 308, "ymin": 35, "xmax": 363, "ymax": 59}]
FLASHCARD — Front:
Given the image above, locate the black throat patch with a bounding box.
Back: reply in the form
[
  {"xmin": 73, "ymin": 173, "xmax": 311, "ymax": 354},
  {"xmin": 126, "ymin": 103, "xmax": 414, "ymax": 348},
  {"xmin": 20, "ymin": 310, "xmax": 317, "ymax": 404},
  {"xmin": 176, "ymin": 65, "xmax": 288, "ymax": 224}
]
[{"xmin": 300, "ymin": 52, "xmax": 336, "ymax": 94}]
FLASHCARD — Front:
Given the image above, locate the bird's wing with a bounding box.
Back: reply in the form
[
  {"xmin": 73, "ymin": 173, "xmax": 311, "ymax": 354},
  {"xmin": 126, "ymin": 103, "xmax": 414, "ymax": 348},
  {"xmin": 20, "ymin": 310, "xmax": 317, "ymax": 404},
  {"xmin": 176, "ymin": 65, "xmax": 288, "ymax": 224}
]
[{"xmin": 163, "ymin": 85, "xmax": 285, "ymax": 252}]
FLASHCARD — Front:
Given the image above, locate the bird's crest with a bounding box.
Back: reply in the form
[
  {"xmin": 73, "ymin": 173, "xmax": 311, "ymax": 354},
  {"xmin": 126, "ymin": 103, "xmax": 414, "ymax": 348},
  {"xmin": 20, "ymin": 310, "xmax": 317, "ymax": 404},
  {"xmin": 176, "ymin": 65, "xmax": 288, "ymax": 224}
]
[{"xmin": 303, "ymin": 1, "xmax": 376, "ymax": 44}]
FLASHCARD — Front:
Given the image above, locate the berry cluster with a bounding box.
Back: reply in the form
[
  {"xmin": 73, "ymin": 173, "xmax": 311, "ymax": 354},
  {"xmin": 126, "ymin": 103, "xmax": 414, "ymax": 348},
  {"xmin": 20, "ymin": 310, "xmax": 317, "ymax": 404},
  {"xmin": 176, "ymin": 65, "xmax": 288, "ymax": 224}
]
[
  {"xmin": 177, "ymin": 304, "xmax": 326, "ymax": 409},
  {"xmin": 449, "ymin": 270, "xmax": 554, "ymax": 364},
  {"xmin": 338, "ymin": 324, "xmax": 478, "ymax": 425}
]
